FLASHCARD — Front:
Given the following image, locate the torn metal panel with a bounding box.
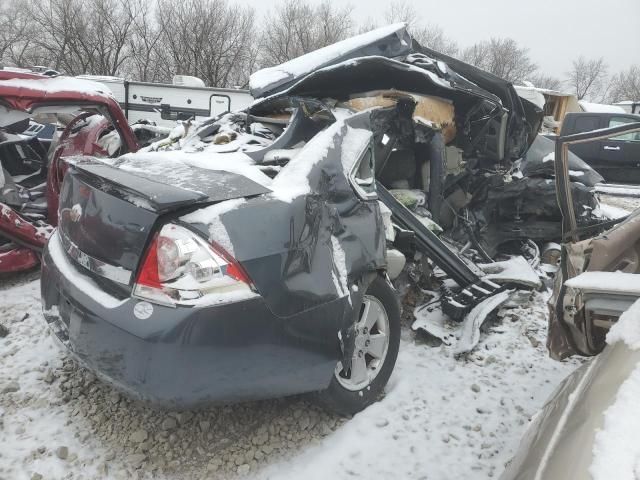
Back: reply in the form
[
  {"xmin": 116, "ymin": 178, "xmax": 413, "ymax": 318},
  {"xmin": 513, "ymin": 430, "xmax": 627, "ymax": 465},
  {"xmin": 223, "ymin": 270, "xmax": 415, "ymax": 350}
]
[
  {"xmin": 376, "ymin": 181, "xmax": 479, "ymax": 287},
  {"xmin": 412, "ymin": 301, "xmax": 456, "ymax": 345},
  {"xmin": 249, "ymin": 23, "xmax": 413, "ymax": 99},
  {"xmin": 549, "ymin": 122, "xmax": 640, "ymax": 360},
  {"xmin": 454, "ymin": 290, "xmax": 513, "ymax": 355},
  {"xmin": 179, "ymin": 111, "xmax": 386, "ymax": 318}
]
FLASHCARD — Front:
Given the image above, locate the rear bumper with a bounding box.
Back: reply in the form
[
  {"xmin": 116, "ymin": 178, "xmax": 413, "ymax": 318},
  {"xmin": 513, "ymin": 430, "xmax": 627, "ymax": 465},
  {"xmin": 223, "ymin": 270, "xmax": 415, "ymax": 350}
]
[{"xmin": 41, "ymin": 232, "xmax": 343, "ymax": 408}]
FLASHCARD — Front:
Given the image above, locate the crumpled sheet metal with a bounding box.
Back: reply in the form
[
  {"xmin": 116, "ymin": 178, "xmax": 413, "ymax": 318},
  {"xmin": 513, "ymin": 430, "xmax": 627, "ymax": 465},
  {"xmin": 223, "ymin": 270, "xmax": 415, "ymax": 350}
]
[{"xmin": 182, "ymin": 111, "xmax": 386, "ymax": 319}]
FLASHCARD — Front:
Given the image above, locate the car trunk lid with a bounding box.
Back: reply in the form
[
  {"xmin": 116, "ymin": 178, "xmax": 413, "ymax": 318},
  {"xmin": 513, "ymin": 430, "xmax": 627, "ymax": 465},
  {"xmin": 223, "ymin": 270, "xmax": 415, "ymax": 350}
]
[{"xmin": 57, "ymin": 159, "xmax": 270, "ymax": 286}]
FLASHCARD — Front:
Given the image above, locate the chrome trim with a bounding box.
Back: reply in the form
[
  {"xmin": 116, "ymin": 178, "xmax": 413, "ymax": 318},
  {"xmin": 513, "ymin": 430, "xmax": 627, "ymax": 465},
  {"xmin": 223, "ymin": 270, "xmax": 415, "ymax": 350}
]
[{"xmin": 59, "ymin": 231, "xmax": 132, "ymax": 285}]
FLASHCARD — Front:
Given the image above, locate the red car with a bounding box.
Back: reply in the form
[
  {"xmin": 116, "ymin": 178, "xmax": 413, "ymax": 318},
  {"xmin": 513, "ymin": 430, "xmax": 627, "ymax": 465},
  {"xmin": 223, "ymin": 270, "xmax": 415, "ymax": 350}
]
[{"xmin": 0, "ymin": 70, "xmax": 141, "ymax": 273}]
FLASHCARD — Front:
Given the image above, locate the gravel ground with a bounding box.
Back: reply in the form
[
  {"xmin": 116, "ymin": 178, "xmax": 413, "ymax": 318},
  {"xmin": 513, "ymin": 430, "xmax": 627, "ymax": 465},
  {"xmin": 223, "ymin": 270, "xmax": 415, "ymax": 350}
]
[
  {"xmin": 0, "ymin": 272, "xmax": 346, "ymax": 480},
  {"xmin": 0, "ymin": 268, "xmax": 582, "ymax": 480}
]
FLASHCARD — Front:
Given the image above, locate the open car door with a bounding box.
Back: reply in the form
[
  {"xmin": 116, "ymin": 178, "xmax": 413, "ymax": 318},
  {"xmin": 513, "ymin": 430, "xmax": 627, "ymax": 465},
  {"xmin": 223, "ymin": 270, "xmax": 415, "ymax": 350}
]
[{"xmin": 549, "ymin": 121, "xmax": 640, "ymax": 359}]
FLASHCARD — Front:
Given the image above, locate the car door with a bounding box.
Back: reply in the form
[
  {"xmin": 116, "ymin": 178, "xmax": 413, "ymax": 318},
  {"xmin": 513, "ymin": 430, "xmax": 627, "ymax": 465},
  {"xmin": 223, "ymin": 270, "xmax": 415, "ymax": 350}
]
[
  {"xmin": 601, "ymin": 115, "xmax": 640, "ymax": 184},
  {"xmin": 567, "ymin": 115, "xmax": 604, "ymax": 171}
]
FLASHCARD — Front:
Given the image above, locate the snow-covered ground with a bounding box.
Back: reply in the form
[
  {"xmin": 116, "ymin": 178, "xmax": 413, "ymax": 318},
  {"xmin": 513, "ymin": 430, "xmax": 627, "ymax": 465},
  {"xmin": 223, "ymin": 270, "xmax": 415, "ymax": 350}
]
[
  {"xmin": 0, "ymin": 274, "xmax": 579, "ymax": 480},
  {"xmin": 0, "ymin": 195, "xmax": 637, "ymax": 480}
]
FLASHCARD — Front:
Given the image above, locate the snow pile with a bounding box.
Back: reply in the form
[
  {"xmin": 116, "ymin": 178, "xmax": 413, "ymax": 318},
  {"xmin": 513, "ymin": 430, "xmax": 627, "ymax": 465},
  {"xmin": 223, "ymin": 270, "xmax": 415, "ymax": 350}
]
[
  {"xmin": 590, "ymin": 363, "xmax": 640, "ymax": 480},
  {"xmin": 249, "ymin": 23, "xmax": 408, "ymax": 94},
  {"xmin": 606, "ymin": 298, "xmax": 640, "ymax": 350},
  {"xmin": 589, "ymin": 300, "xmax": 640, "ymax": 480}
]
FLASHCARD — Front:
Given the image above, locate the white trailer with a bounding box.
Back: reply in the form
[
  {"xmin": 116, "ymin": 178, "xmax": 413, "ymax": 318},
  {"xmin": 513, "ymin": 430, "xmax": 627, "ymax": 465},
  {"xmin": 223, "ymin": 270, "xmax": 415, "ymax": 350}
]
[{"xmin": 77, "ymin": 75, "xmax": 253, "ymax": 127}]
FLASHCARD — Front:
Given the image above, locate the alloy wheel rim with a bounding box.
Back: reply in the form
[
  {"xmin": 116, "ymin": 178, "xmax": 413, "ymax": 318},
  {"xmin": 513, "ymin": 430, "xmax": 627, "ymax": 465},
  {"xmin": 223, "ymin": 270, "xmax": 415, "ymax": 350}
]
[{"xmin": 335, "ymin": 295, "xmax": 390, "ymax": 391}]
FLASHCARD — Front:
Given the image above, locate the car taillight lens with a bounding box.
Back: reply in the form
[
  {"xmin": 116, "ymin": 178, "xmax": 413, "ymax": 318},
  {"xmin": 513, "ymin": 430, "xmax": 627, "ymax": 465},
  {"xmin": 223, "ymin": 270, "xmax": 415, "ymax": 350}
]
[{"xmin": 133, "ymin": 224, "xmax": 255, "ymax": 307}]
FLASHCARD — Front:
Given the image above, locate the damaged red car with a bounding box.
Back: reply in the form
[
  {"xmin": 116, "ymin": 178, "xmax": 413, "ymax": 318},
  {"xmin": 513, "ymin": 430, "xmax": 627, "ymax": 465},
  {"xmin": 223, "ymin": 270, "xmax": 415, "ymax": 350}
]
[{"xmin": 0, "ymin": 70, "xmax": 162, "ymax": 273}]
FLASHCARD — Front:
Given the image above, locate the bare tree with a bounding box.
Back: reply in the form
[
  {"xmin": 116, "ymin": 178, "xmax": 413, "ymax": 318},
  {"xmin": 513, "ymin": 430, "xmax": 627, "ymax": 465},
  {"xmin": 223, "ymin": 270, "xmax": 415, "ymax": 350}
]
[
  {"xmin": 156, "ymin": 0, "xmax": 257, "ymax": 88},
  {"xmin": 383, "ymin": 1, "xmax": 458, "ymax": 56},
  {"xmin": 528, "ymin": 73, "xmax": 563, "ymax": 91},
  {"xmin": 0, "ymin": 0, "xmax": 36, "ymax": 66},
  {"xmin": 21, "ymin": 0, "xmax": 141, "ymax": 76},
  {"xmin": 461, "ymin": 38, "xmax": 537, "ymax": 83},
  {"xmin": 260, "ymin": 0, "xmax": 354, "ymax": 67},
  {"xmin": 126, "ymin": 1, "xmax": 169, "ymax": 83},
  {"xmin": 608, "ymin": 65, "xmax": 640, "ymax": 102},
  {"xmin": 566, "ymin": 56, "xmax": 608, "ymax": 100}
]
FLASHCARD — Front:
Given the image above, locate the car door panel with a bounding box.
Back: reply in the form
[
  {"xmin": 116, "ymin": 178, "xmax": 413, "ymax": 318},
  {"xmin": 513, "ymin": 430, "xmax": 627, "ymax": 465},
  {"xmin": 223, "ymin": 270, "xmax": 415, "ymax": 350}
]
[{"xmin": 600, "ymin": 115, "xmax": 640, "ymax": 183}]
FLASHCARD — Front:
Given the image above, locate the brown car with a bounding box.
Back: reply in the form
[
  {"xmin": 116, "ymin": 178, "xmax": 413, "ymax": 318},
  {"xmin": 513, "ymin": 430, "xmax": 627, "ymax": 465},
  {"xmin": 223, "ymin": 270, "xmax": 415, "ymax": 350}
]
[{"xmin": 501, "ymin": 121, "xmax": 640, "ymax": 480}]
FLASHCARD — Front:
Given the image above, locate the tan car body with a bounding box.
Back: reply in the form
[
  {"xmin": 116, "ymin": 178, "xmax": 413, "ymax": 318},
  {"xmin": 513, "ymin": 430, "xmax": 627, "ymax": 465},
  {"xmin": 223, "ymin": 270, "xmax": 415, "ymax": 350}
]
[
  {"xmin": 548, "ymin": 121, "xmax": 640, "ymax": 360},
  {"xmin": 501, "ymin": 120, "xmax": 640, "ymax": 480},
  {"xmin": 500, "ymin": 341, "xmax": 640, "ymax": 480}
]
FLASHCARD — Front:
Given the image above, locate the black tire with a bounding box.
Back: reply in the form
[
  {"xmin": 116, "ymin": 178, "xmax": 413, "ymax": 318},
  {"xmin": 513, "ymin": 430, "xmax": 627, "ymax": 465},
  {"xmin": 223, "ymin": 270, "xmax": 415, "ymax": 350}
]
[{"xmin": 316, "ymin": 275, "xmax": 401, "ymax": 416}]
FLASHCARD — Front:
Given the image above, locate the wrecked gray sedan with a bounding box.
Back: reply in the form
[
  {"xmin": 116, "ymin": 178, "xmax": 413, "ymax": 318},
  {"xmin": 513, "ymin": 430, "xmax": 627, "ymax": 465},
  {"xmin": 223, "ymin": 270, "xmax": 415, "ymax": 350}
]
[{"xmin": 40, "ymin": 24, "xmax": 601, "ymax": 413}]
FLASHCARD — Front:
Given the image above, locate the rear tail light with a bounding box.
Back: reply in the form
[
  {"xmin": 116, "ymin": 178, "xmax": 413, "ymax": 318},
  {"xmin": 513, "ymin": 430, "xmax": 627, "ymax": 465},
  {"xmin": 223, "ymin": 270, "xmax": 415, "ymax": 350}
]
[{"xmin": 133, "ymin": 224, "xmax": 256, "ymax": 307}]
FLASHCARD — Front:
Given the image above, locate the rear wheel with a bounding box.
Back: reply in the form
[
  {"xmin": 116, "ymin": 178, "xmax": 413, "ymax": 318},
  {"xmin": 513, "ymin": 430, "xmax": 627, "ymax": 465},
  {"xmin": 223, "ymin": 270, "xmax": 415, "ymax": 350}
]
[{"xmin": 317, "ymin": 276, "xmax": 401, "ymax": 416}]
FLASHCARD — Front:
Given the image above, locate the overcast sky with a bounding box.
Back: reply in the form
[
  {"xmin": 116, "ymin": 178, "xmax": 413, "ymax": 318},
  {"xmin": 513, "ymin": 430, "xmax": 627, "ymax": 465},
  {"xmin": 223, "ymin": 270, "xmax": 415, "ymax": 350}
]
[{"xmin": 251, "ymin": 0, "xmax": 640, "ymax": 79}]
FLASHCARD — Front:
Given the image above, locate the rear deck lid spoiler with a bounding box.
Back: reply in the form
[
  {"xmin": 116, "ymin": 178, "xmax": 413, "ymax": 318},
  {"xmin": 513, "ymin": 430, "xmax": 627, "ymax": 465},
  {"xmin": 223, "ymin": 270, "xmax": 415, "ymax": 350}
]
[{"xmin": 73, "ymin": 160, "xmax": 271, "ymax": 213}]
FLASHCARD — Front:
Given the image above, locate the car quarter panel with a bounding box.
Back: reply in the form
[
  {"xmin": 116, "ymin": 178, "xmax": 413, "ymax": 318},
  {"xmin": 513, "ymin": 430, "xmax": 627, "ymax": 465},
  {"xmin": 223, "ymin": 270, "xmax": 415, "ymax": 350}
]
[
  {"xmin": 41, "ymin": 232, "xmax": 345, "ymax": 407},
  {"xmin": 181, "ymin": 112, "xmax": 386, "ymax": 319}
]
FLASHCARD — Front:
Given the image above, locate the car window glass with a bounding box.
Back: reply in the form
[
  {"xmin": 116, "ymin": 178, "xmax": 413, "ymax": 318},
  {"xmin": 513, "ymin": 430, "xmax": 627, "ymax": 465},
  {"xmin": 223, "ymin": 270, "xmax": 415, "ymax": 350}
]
[
  {"xmin": 608, "ymin": 117, "xmax": 640, "ymax": 142},
  {"xmin": 574, "ymin": 116, "xmax": 600, "ymax": 134}
]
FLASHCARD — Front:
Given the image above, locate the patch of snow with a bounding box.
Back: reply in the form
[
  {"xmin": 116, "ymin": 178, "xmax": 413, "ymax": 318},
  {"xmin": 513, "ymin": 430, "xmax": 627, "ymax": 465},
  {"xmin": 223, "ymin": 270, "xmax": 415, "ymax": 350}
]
[
  {"xmin": 596, "ymin": 203, "xmax": 631, "ymax": 219},
  {"xmin": 269, "ymin": 119, "xmax": 342, "ymax": 202},
  {"xmin": 180, "ymin": 198, "xmax": 246, "ymax": 255},
  {"xmin": 0, "ymin": 76, "xmax": 113, "ymax": 97},
  {"xmin": 339, "ymin": 126, "xmax": 371, "ymax": 174},
  {"xmin": 0, "ymin": 273, "xmax": 581, "ymax": 480},
  {"xmin": 565, "ymin": 272, "xmax": 640, "ymax": 295},
  {"xmin": 0, "ymin": 279, "xmax": 106, "ymax": 480},
  {"xmin": 117, "ymin": 150, "xmax": 272, "ymax": 191},
  {"xmin": 596, "ymin": 185, "xmax": 640, "ymax": 197},
  {"xmin": 590, "ymin": 361, "xmax": 640, "ymax": 480},
  {"xmin": 606, "ymin": 298, "xmax": 640, "ymax": 350},
  {"xmin": 579, "ymin": 101, "xmax": 626, "ymax": 114},
  {"xmin": 252, "ymin": 291, "xmax": 581, "ymax": 480},
  {"xmin": 478, "ymin": 256, "xmax": 541, "ymax": 288}
]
